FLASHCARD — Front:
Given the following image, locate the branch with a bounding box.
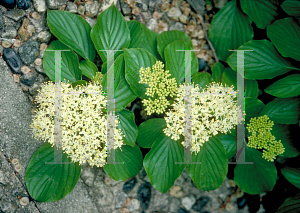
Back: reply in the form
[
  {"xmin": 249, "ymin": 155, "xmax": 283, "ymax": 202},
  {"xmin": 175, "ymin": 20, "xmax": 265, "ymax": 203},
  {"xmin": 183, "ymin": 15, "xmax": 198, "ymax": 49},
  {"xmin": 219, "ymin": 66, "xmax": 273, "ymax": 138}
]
[{"xmin": 200, "ymin": 20, "xmax": 219, "ymax": 63}]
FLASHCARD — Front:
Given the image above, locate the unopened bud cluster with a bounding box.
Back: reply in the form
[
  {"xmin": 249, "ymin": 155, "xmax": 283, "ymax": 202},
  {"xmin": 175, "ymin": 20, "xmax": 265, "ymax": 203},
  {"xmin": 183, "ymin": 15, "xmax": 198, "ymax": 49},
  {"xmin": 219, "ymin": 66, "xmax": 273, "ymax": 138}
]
[
  {"xmin": 139, "ymin": 61, "xmax": 178, "ymax": 115},
  {"xmin": 246, "ymin": 115, "xmax": 284, "ymax": 162}
]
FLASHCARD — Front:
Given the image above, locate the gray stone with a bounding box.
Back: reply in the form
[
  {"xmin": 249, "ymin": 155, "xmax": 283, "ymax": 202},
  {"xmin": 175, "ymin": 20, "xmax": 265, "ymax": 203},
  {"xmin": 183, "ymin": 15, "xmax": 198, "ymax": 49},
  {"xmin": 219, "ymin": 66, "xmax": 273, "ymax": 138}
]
[
  {"xmin": 93, "ymin": 180, "xmax": 114, "ymax": 207},
  {"xmin": 0, "ymin": 57, "xmax": 99, "ymax": 213},
  {"xmin": 181, "ymin": 195, "xmax": 196, "ymax": 211},
  {"xmin": 46, "ymin": 0, "xmax": 67, "ymax": 9},
  {"xmin": 37, "ymin": 31, "xmax": 51, "ymax": 42},
  {"xmin": 169, "ymin": 197, "xmax": 181, "ymax": 212},
  {"xmin": 77, "ymin": 5, "xmax": 85, "ymax": 15},
  {"xmin": 34, "ymin": 64, "xmax": 45, "ymax": 74},
  {"xmin": 115, "ymin": 192, "xmax": 127, "ymax": 209},
  {"xmin": 85, "ymin": 0, "xmax": 100, "ymax": 17},
  {"xmin": 0, "ymin": 13, "xmax": 3, "ymax": 34},
  {"xmin": 81, "ymin": 163, "xmax": 96, "ymax": 187},
  {"xmin": 28, "ymin": 12, "xmax": 47, "ymax": 33},
  {"xmin": 145, "ymin": 18, "xmax": 157, "ymax": 31},
  {"xmin": 127, "ymin": 199, "xmax": 140, "ymax": 212},
  {"xmin": 20, "ymin": 68, "xmax": 37, "ymax": 86},
  {"xmin": 84, "ymin": 16, "xmax": 97, "ymax": 28},
  {"xmin": 152, "ymin": 191, "xmax": 169, "ymax": 212},
  {"xmin": 169, "ymin": 22, "xmax": 185, "ymax": 32},
  {"xmin": 32, "ymin": 0, "xmax": 47, "ymax": 12},
  {"xmin": 148, "ymin": 0, "xmax": 162, "ymax": 13},
  {"xmin": 2, "ymin": 26, "xmax": 17, "ymax": 38},
  {"xmin": 0, "ymin": 5, "xmax": 7, "ymax": 13},
  {"xmin": 66, "ymin": 2, "xmax": 77, "ymax": 13},
  {"xmin": 120, "ymin": 0, "xmax": 132, "ymax": 16},
  {"xmin": 3, "ymin": 48, "xmax": 23, "ymax": 74},
  {"xmin": 135, "ymin": 0, "xmax": 148, "ymax": 12},
  {"xmin": 18, "ymin": 41, "xmax": 39, "ymax": 65},
  {"xmin": 4, "ymin": 9, "xmax": 25, "ymax": 21}
]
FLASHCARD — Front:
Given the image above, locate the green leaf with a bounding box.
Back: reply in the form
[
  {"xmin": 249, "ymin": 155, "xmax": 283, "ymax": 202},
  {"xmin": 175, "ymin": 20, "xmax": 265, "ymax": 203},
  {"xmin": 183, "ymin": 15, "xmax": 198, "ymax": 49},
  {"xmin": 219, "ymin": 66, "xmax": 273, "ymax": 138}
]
[
  {"xmin": 140, "ymin": 26, "xmax": 161, "ymax": 60},
  {"xmin": 25, "ymin": 143, "xmax": 81, "ymax": 202},
  {"xmin": 79, "ymin": 60, "xmax": 98, "ymax": 79},
  {"xmin": 90, "ymin": 4, "xmax": 130, "ymax": 62},
  {"xmin": 211, "ymin": 62, "xmax": 224, "ymax": 83},
  {"xmin": 192, "ymin": 72, "xmax": 212, "ymax": 91},
  {"xmin": 267, "ymin": 18, "xmax": 300, "ymax": 61},
  {"xmin": 143, "ymin": 134, "xmax": 186, "ymax": 193},
  {"xmin": 43, "ymin": 40, "xmax": 81, "ymax": 83},
  {"xmin": 245, "ymin": 79, "xmax": 259, "ymax": 98},
  {"xmin": 47, "ymin": 10, "xmax": 95, "ymax": 61},
  {"xmin": 104, "ymin": 145, "xmax": 143, "ymax": 181},
  {"xmin": 258, "ymin": 97, "xmax": 300, "ymax": 124},
  {"xmin": 281, "ymin": 167, "xmax": 300, "ymax": 189},
  {"xmin": 124, "ymin": 48, "xmax": 156, "ymax": 99},
  {"xmin": 281, "ymin": 0, "xmax": 300, "ymax": 17},
  {"xmin": 157, "ymin": 30, "xmax": 193, "ymax": 61},
  {"xmin": 216, "ymin": 129, "xmax": 237, "ymax": 159},
  {"xmin": 136, "ymin": 118, "xmax": 167, "ymax": 148},
  {"xmin": 265, "ymin": 74, "xmax": 300, "ymax": 98},
  {"xmin": 208, "ymin": 0, "xmax": 253, "ymax": 61},
  {"xmin": 245, "ymin": 97, "xmax": 265, "ymax": 123},
  {"xmin": 226, "ymin": 40, "xmax": 299, "ymax": 80},
  {"xmin": 127, "ymin": 20, "xmax": 144, "ymax": 48},
  {"xmin": 116, "ymin": 109, "xmax": 138, "ymax": 147},
  {"xmin": 101, "ymin": 54, "xmax": 137, "ymax": 111},
  {"xmin": 276, "ymin": 193, "xmax": 300, "ymax": 213},
  {"xmin": 187, "ymin": 136, "xmax": 228, "ymax": 191},
  {"xmin": 240, "ymin": 0, "xmax": 278, "ymax": 29},
  {"xmin": 234, "ymin": 146, "xmax": 277, "ymax": 194},
  {"xmin": 221, "ymin": 68, "xmax": 237, "ymax": 90},
  {"xmin": 272, "ymin": 124, "xmax": 299, "ymax": 158},
  {"xmin": 71, "ymin": 80, "xmax": 88, "ymax": 88},
  {"xmin": 165, "ymin": 40, "xmax": 198, "ymax": 85}
]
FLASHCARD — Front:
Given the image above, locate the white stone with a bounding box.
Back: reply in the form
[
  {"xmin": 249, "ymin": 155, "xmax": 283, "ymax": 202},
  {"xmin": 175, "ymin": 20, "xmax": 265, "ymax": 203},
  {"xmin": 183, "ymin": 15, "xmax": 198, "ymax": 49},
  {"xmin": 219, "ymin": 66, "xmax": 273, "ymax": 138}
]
[
  {"xmin": 32, "ymin": 0, "xmax": 47, "ymax": 12},
  {"xmin": 181, "ymin": 195, "xmax": 196, "ymax": 211}
]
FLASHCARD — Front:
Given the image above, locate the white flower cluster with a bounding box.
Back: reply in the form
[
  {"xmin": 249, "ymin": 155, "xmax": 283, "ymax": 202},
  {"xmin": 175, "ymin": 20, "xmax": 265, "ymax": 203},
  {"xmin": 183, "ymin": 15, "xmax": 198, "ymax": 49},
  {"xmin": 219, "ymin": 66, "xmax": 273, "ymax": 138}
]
[
  {"xmin": 30, "ymin": 81, "xmax": 124, "ymax": 167},
  {"xmin": 163, "ymin": 82, "xmax": 245, "ymax": 154}
]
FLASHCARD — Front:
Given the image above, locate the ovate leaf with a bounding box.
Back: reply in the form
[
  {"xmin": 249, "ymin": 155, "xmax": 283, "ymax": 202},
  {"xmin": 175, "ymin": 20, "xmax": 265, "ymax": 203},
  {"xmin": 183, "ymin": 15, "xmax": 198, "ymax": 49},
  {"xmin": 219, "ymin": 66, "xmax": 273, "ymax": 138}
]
[
  {"xmin": 187, "ymin": 136, "xmax": 228, "ymax": 191},
  {"xmin": 245, "ymin": 97, "xmax": 265, "ymax": 123},
  {"xmin": 208, "ymin": 0, "xmax": 253, "ymax": 61},
  {"xmin": 143, "ymin": 134, "xmax": 186, "ymax": 193},
  {"xmin": 43, "ymin": 40, "xmax": 81, "ymax": 83},
  {"xmin": 79, "ymin": 60, "xmax": 98, "ymax": 79},
  {"xmin": 192, "ymin": 72, "xmax": 212, "ymax": 91},
  {"xmin": 211, "ymin": 62, "xmax": 224, "ymax": 83},
  {"xmin": 281, "ymin": 167, "xmax": 300, "ymax": 189},
  {"xmin": 124, "ymin": 48, "xmax": 156, "ymax": 99},
  {"xmin": 276, "ymin": 193, "xmax": 300, "ymax": 213},
  {"xmin": 136, "ymin": 118, "xmax": 167, "ymax": 148},
  {"xmin": 47, "ymin": 10, "xmax": 95, "ymax": 61},
  {"xmin": 116, "ymin": 109, "xmax": 138, "ymax": 147},
  {"xmin": 140, "ymin": 26, "xmax": 161, "ymax": 60},
  {"xmin": 165, "ymin": 40, "xmax": 198, "ymax": 85},
  {"xmin": 240, "ymin": 0, "xmax": 278, "ymax": 29},
  {"xmin": 267, "ymin": 18, "xmax": 300, "ymax": 61},
  {"xmin": 216, "ymin": 129, "xmax": 237, "ymax": 159},
  {"xmin": 281, "ymin": 0, "xmax": 300, "ymax": 17},
  {"xmin": 234, "ymin": 146, "xmax": 277, "ymax": 194},
  {"xmin": 90, "ymin": 4, "xmax": 130, "ymax": 62},
  {"xmin": 265, "ymin": 74, "xmax": 300, "ymax": 98},
  {"xmin": 227, "ymin": 40, "xmax": 299, "ymax": 80},
  {"xmin": 221, "ymin": 67, "xmax": 237, "ymax": 90},
  {"xmin": 245, "ymin": 79, "xmax": 259, "ymax": 98},
  {"xmin": 127, "ymin": 20, "xmax": 144, "ymax": 48},
  {"xmin": 258, "ymin": 97, "xmax": 300, "ymax": 124},
  {"xmin": 157, "ymin": 30, "xmax": 193, "ymax": 61},
  {"xmin": 104, "ymin": 145, "xmax": 143, "ymax": 181},
  {"xmin": 101, "ymin": 54, "xmax": 137, "ymax": 112},
  {"xmin": 25, "ymin": 143, "xmax": 81, "ymax": 202}
]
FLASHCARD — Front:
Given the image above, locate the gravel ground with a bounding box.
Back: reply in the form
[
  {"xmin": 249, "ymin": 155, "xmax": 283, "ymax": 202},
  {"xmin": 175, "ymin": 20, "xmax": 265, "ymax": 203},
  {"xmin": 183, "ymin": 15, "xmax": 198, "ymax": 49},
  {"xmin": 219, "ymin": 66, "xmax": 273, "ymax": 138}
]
[{"xmin": 0, "ymin": 0, "xmax": 265, "ymax": 212}]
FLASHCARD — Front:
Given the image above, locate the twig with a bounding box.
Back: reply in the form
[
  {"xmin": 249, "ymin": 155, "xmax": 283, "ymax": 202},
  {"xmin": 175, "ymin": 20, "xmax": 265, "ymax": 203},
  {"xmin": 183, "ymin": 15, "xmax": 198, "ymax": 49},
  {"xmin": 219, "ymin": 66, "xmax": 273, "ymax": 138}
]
[{"xmin": 200, "ymin": 20, "xmax": 219, "ymax": 63}]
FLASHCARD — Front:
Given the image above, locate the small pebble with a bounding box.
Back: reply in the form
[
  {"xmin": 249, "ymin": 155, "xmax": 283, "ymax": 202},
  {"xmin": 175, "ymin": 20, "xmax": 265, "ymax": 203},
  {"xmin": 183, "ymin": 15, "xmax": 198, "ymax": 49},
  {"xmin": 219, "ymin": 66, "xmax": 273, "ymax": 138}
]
[
  {"xmin": 77, "ymin": 5, "xmax": 85, "ymax": 15},
  {"xmin": 170, "ymin": 186, "xmax": 184, "ymax": 198},
  {"xmin": 3, "ymin": 48, "xmax": 23, "ymax": 74},
  {"xmin": 39, "ymin": 43, "xmax": 47, "ymax": 51},
  {"xmin": 123, "ymin": 177, "xmax": 137, "ymax": 193},
  {"xmin": 13, "ymin": 74, "xmax": 20, "ymax": 83},
  {"xmin": 27, "ymin": 25, "xmax": 35, "ymax": 36},
  {"xmin": 138, "ymin": 181, "xmax": 152, "ymax": 210},
  {"xmin": 21, "ymin": 65, "xmax": 31, "ymax": 74},
  {"xmin": 198, "ymin": 58, "xmax": 206, "ymax": 71},
  {"xmin": 20, "ymin": 197, "xmax": 30, "ymax": 206},
  {"xmin": 192, "ymin": 196, "xmax": 209, "ymax": 211},
  {"xmin": 18, "ymin": 40, "xmax": 39, "ymax": 65},
  {"xmin": 34, "ymin": 58, "xmax": 42, "ymax": 66},
  {"xmin": 15, "ymin": 163, "xmax": 22, "ymax": 172},
  {"xmin": 32, "ymin": 0, "xmax": 47, "ymax": 12},
  {"xmin": 182, "ymin": 195, "xmax": 196, "ymax": 211},
  {"xmin": 17, "ymin": 0, "xmax": 31, "ymax": 10},
  {"xmin": 2, "ymin": 40, "xmax": 13, "ymax": 48},
  {"xmin": 14, "ymin": 39, "xmax": 22, "ymax": 47},
  {"xmin": 31, "ymin": 11, "xmax": 40, "ymax": 19},
  {"xmin": 11, "ymin": 158, "xmax": 19, "ymax": 164},
  {"xmin": 37, "ymin": 31, "xmax": 51, "ymax": 43},
  {"xmin": 20, "ymin": 68, "xmax": 37, "ymax": 86}
]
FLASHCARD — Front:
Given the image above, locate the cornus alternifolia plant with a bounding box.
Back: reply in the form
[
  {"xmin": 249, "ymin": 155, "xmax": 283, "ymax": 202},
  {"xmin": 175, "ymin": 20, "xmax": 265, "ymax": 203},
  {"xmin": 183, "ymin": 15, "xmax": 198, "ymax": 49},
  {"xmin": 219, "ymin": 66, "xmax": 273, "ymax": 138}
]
[{"xmin": 24, "ymin": 2, "xmax": 300, "ymax": 210}]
